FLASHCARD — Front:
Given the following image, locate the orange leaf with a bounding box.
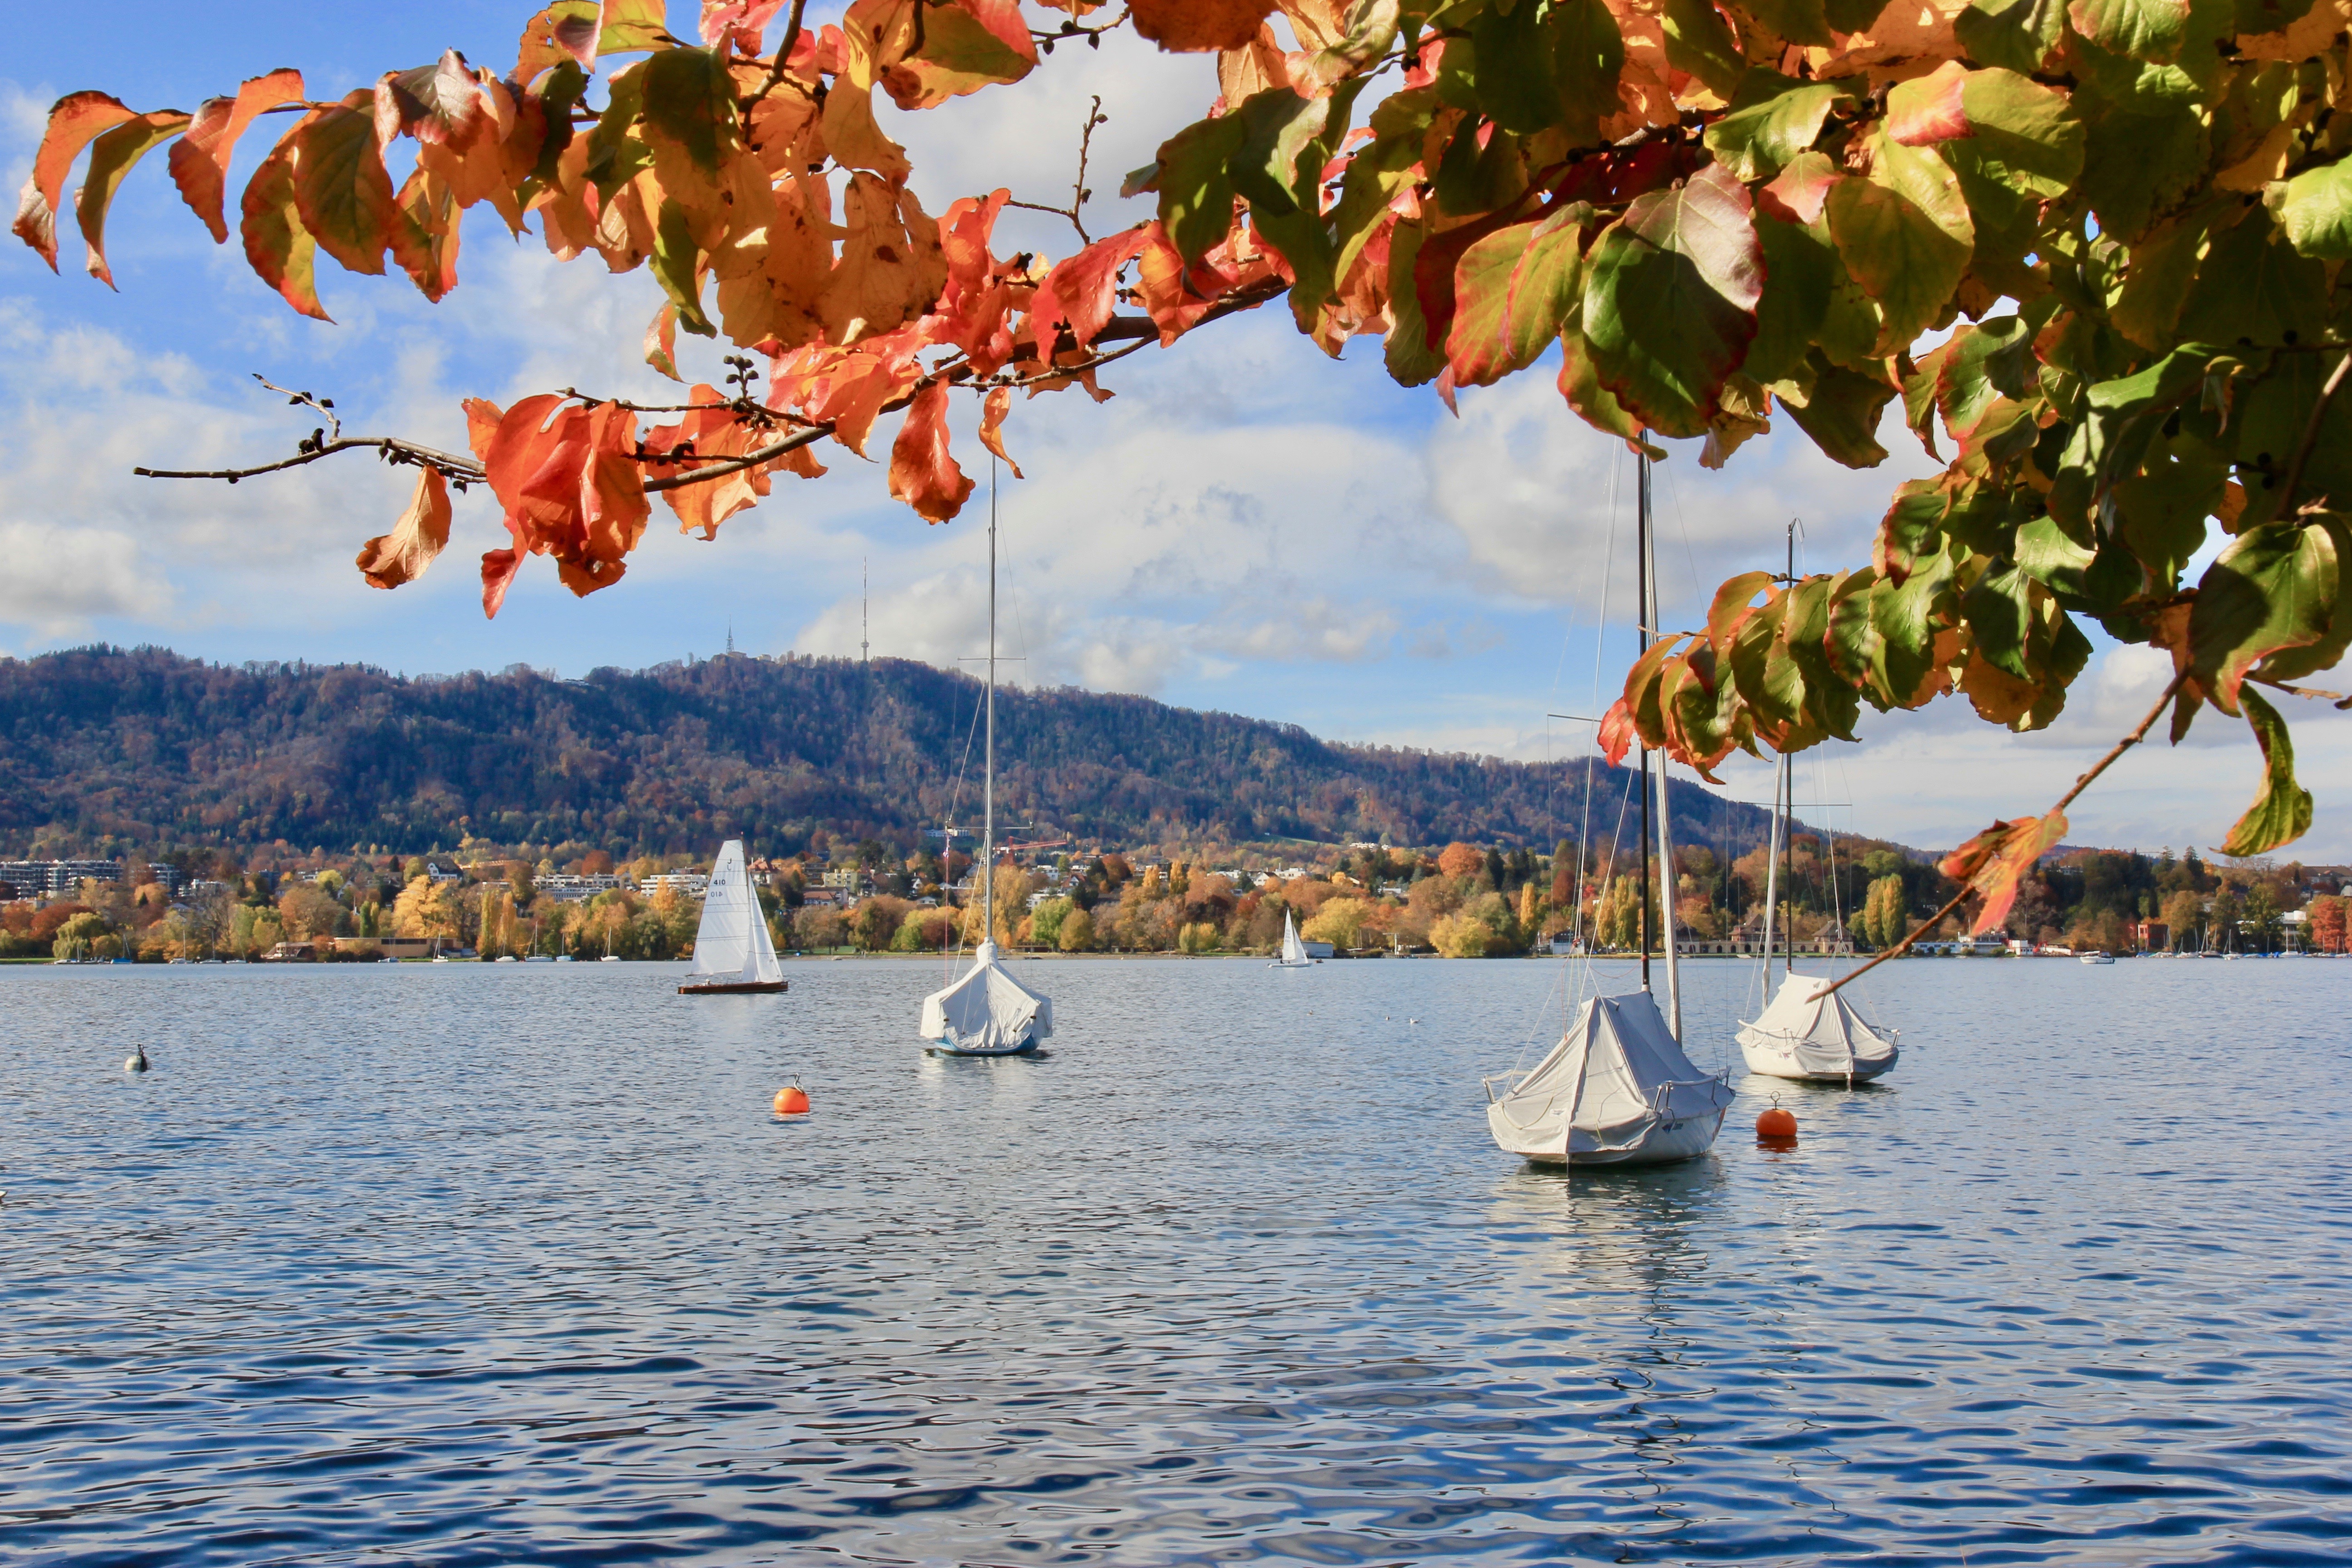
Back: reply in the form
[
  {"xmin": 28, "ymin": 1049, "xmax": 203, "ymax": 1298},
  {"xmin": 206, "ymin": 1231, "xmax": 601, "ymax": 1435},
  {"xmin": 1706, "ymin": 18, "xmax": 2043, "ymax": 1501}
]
[
  {"xmin": 290, "ymin": 93, "xmax": 400, "ymax": 277},
  {"xmin": 1132, "ymin": 0, "xmax": 1279, "ymax": 51},
  {"xmin": 1030, "ymin": 226, "xmax": 1152, "ymax": 351},
  {"xmin": 821, "ymin": 172, "xmax": 947, "ymax": 343},
  {"xmin": 355, "ymin": 467, "xmax": 454, "ymax": 589},
  {"xmin": 239, "ymin": 142, "xmax": 332, "ymax": 321},
  {"xmin": 391, "ymin": 164, "xmax": 461, "ymax": 302},
  {"xmin": 481, "ymin": 547, "xmax": 524, "ymax": 618},
  {"xmin": 11, "ymin": 91, "xmax": 139, "ymax": 270},
  {"xmin": 888, "ymin": 381, "xmax": 974, "ymax": 523},
  {"xmin": 646, "ymin": 301, "xmax": 682, "ymax": 380},
  {"xmin": 701, "ymin": 0, "xmax": 787, "ymax": 49},
  {"xmin": 978, "ymin": 385, "xmax": 1023, "ymax": 479},
  {"xmin": 168, "ymin": 70, "xmax": 306, "ymax": 245},
  {"xmin": 77, "ymin": 111, "xmax": 194, "ymax": 288},
  {"xmin": 1886, "ymin": 60, "xmax": 1971, "ymax": 147},
  {"xmin": 1936, "ymin": 808, "xmax": 2067, "ymax": 935},
  {"xmin": 462, "ymin": 397, "xmax": 505, "ymax": 462},
  {"xmin": 516, "ymin": 2, "xmax": 603, "ymax": 84},
  {"xmin": 643, "ymin": 386, "xmax": 782, "ymax": 539},
  {"xmin": 1597, "ymin": 696, "xmax": 1638, "ymax": 766}
]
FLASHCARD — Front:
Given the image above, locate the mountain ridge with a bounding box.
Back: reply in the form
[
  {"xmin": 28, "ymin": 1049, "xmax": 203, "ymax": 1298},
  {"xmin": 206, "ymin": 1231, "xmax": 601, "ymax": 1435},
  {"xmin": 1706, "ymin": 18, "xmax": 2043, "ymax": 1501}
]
[{"xmin": 0, "ymin": 645, "xmax": 1786, "ymax": 860}]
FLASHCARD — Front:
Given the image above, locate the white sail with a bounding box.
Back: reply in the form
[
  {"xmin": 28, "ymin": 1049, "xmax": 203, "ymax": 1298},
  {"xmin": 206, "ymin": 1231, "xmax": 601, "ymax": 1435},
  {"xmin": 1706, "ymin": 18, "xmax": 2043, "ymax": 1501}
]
[
  {"xmin": 687, "ymin": 840, "xmax": 756, "ymax": 982},
  {"xmin": 920, "ymin": 941, "xmax": 1052, "ymax": 1052},
  {"xmin": 1737, "ymin": 973, "xmax": 1897, "ymax": 1079},
  {"xmin": 1277, "ymin": 909, "xmax": 1311, "ymax": 966},
  {"xmin": 1489, "ymin": 991, "xmax": 1735, "ymax": 1163}
]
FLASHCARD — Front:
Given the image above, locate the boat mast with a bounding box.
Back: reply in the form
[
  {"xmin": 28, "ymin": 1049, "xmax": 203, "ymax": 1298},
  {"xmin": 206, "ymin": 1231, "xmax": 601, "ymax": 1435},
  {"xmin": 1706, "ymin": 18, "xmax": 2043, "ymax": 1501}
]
[
  {"xmin": 984, "ymin": 458, "xmax": 997, "ymax": 952},
  {"xmin": 1643, "ymin": 453, "xmax": 1681, "ymax": 1040},
  {"xmin": 1636, "ymin": 451, "xmax": 1652, "ymax": 994}
]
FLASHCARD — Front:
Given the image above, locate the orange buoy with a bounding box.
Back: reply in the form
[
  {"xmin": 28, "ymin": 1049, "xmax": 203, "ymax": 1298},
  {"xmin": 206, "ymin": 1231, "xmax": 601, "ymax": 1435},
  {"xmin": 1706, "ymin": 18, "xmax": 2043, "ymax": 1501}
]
[
  {"xmin": 774, "ymin": 1082, "xmax": 811, "ymax": 1116},
  {"xmin": 1755, "ymin": 1104, "xmax": 1798, "ymax": 1142}
]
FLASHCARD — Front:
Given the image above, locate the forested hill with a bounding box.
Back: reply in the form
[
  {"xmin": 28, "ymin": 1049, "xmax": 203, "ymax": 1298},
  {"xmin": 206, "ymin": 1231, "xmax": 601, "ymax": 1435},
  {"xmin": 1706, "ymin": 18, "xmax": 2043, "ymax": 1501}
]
[{"xmin": 0, "ymin": 646, "xmax": 1778, "ymax": 859}]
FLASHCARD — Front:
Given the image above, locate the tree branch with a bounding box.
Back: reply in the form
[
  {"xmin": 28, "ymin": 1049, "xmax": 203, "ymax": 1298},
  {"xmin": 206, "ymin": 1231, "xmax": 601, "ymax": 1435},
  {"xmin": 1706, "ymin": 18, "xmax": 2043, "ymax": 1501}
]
[
  {"xmin": 1005, "ymin": 95, "xmax": 1107, "ymax": 245},
  {"xmin": 137, "ymin": 436, "xmax": 485, "ymax": 485},
  {"xmin": 742, "ymin": 0, "xmax": 812, "ymax": 113},
  {"xmin": 2276, "ymin": 345, "xmax": 2352, "ymax": 516},
  {"xmin": 1809, "ymin": 668, "xmax": 2189, "ymax": 1001}
]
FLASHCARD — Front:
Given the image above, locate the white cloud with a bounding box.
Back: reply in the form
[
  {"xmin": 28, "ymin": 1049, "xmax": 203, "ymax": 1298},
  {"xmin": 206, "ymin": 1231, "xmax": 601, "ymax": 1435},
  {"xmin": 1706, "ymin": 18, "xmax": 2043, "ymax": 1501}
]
[{"xmin": 0, "ymin": 519, "xmax": 169, "ymax": 636}]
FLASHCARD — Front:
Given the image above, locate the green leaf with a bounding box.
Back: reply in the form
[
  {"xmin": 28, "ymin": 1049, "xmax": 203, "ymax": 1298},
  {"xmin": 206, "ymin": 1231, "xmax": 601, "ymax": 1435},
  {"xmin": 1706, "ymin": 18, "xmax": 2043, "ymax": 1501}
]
[
  {"xmin": 2177, "ymin": 205, "xmax": 2329, "ymax": 347},
  {"xmin": 1581, "ymin": 164, "xmax": 1763, "ymax": 438},
  {"xmin": 2188, "ymin": 519, "xmax": 2342, "ymax": 713},
  {"xmin": 639, "ymin": 45, "xmax": 734, "ymax": 176},
  {"xmin": 74, "ymin": 111, "xmax": 192, "ymax": 288},
  {"xmin": 2218, "ymin": 686, "xmax": 2312, "ymax": 856},
  {"xmin": 1471, "ymin": 0, "xmax": 1559, "ymax": 135},
  {"xmin": 1556, "ymin": 305, "xmax": 1643, "ymax": 441},
  {"xmin": 1549, "ymin": 0, "xmax": 1627, "ymax": 142},
  {"xmin": 2265, "ymin": 157, "xmax": 2352, "ymax": 261},
  {"xmin": 652, "ymin": 200, "xmax": 713, "ymax": 336},
  {"xmin": 1777, "ymin": 350, "xmax": 1897, "ymax": 467},
  {"xmin": 585, "ymin": 61, "xmax": 652, "ymax": 202},
  {"xmin": 2113, "ymin": 437, "xmax": 2231, "ymax": 591},
  {"xmin": 1875, "ymin": 480, "xmax": 1949, "ymax": 584},
  {"xmin": 238, "ymin": 142, "xmax": 330, "ymax": 321},
  {"xmin": 290, "ymin": 94, "xmax": 397, "ymax": 277},
  {"xmin": 1941, "ymin": 68, "xmax": 2083, "ymax": 240},
  {"xmin": 1153, "ymin": 113, "xmax": 1249, "ymax": 265},
  {"xmin": 1870, "ymin": 547, "xmax": 1956, "ymax": 704},
  {"xmin": 597, "ymin": 0, "xmax": 671, "ymax": 57},
  {"xmin": 1331, "ymin": 88, "xmax": 1436, "ymax": 285},
  {"xmin": 1740, "ymin": 0, "xmax": 1835, "ymax": 47},
  {"xmin": 1826, "ymin": 131, "xmax": 1973, "ymax": 352},
  {"xmin": 1447, "ymin": 206, "xmax": 1588, "ymax": 387},
  {"xmin": 2252, "ymin": 515, "xmax": 2352, "ymax": 686},
  {"xmin": 1384, "ymin": 218, "xmax": 1446, "ymax": 388},
  {"xmin": 1962, "ymin": 560, "xmax": 2039, "ymax": 681},
  {"xmin": 2044, "ymin": 344, "xmax": 2211, "ymax": 535},
  {"xmin": 2075, "ymin": 57, "xmax": 2208, "ymax": 243},
  {"xmin": 1705, "ymin": 73, "xmax": 1846, "ymax": 182},
  {"xmin": 1955, "ymin": 0, "xmax": 2068, "ymax": 73},
  {"xmin": 1744, "ymin": 211, "xmax": 1831, "ymax": 384},
  {"xmin": 2068, "ymin": 0, "xmax": 2194, "ymax": 62},
  {"xmin": 2111, "ymin": 200, "xmax": 2230, "ymax": 349},
  {"xmin": 1932, "ymin": 315, "xmax": 2036, "ymax": 443},
  {"xmin": 1661, "ymin": 0, "xmax": 1745, "ymax": 98}
]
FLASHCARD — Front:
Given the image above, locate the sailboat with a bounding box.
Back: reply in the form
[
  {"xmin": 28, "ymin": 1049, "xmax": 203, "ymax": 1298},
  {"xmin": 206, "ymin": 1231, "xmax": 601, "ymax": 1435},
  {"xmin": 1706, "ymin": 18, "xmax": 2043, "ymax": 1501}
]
[
  {"xmin": 1486, "ymin": 447, "xmax": 1734, "ymax": 1166},
  {"xmin": 679, "ymin": 839, "xmax": 788, "ymax": 994},
  {"xmin": 919, "ymin": 461, "xmax": 1053, "ymax": 1057},
  {"xmin": 1270, "ymin": 908, "xmax": 1316, "ymax": 967},
  {"xmin": 1735, "ymin": 525, "xmax": 1897, "ymax": 1084}
]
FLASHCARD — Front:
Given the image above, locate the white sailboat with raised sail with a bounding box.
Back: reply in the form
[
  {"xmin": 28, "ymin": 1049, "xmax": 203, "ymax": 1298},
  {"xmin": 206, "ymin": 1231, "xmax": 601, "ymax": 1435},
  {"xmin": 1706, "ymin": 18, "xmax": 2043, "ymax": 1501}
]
[
  {"xmin": 919, "ymin": 461, "xmax": 1053, "ymax": 1057},
  {"xmin": 1486, "ymin": 448, "xmax": 1733, "ymax": 1166},
  {"xmin": 1270, "ymin": 908, "xmax": 1316, "ymax": 967},
  {"xmin": 1735, "ymin": 525, "xmax": 1898, "ymax": 1083},
  {"xmin": 679, "ymin": 839, "xmax": 788, "ymax": 994}
]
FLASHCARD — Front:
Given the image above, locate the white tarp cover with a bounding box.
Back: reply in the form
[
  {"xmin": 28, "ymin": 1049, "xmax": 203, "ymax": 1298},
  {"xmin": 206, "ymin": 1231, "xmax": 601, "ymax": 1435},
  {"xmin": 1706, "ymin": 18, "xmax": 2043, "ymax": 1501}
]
[
  {"xmin": 920, "ymin": 941, "xmax": 1052, "ymax": 1050},
  {"xmin": 687, "ymin": 841, "xmax": 784, "ymax": 985},
  {"xmin": 1737, "ymin": 973, "xmax": 1897, "ymax": 1076},
  {"xmin": 1489, "ymin": 990, "xmax": 1735, "ymax": 1156}
]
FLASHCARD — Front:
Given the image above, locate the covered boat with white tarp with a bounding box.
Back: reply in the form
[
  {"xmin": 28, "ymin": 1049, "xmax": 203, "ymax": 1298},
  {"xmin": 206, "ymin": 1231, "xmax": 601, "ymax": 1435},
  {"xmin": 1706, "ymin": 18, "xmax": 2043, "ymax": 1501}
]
[
  {"xmin": 1736, "ymin": 972, "xmax": 1897, "ymax": 1082},
  {"xmin": 679, "ymin": 840, "xmax": 787, "ymax": 995},
  {"xmin": 1487, "ymin": 990, "xmax": 1735, "ymax": 1166},
  {"xmin": 920, "ymin": 941, "xmax": 1051, "ymax": 1055}
]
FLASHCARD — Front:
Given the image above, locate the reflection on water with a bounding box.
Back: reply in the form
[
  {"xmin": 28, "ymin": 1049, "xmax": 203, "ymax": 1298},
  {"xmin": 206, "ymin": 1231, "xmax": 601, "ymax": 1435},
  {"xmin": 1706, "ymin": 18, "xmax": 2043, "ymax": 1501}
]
[{"xmin": 1, "ymin": 956, "xmax": 2347, "ymax": 1565}]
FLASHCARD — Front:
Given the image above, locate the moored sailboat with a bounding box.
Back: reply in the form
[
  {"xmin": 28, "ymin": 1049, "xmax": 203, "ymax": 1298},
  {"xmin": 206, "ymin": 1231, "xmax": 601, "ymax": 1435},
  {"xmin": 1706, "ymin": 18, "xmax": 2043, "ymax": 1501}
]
[
  {"xmin": 919, "ymin": 460, "xmax": 1052, "ymax": 1057},
  {"xmin": 1485, "ymin": 447, "xmax": 1732, "ymax": 1166},
  {"xmin": 679, "ymin": 840, "xmax": 788, "ymax": 995}
]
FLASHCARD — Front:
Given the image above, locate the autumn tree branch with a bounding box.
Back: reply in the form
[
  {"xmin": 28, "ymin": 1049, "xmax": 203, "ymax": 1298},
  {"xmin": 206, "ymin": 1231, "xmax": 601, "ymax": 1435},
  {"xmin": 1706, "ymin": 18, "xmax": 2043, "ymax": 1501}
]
[
  {"xmin": 742, "ymin": 0, "xmax": 812, "ymax": 113},
  {"xmin": 1007, "ymin": 95, "xmax": 1107, "ymax": 245},
  {"xmin": 2277, "ymin": 345, "xmax": 2352, "ymax": 515},
  {"xmin": 1808, "ymin": 667, "xmax": 2190, "ymax": 1001}
]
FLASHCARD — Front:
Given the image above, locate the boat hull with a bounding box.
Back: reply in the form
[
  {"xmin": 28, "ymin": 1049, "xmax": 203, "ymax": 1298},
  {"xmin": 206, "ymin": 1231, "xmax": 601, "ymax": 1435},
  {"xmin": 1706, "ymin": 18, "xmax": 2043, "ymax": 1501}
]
[
  {"xmin": 1738, "ymin": 1039, "xmax": 1897, "ymax": 1083},
  {"xmin": 925, "ymin": 1036, "xmax": 1038, "ymax": 1057},
  {"xmin": 679, "ymin": 980, "xmax": 789, "ymax": 995},
  {"xmin": 1499, "ymin": 1106, "xmax": 1730, "ymax": 1167}
]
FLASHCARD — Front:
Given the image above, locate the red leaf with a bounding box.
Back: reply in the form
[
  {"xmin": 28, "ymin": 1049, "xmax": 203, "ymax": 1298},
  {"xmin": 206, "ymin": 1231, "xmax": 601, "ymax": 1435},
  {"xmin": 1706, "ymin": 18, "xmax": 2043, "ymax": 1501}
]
[
  {"xmin": 11, "ymin": 91, "xmax": 138, "ymax": 270},
  {"xmin": 978, "ymin": 385, "xmax": 1022, "ymax": 479},
  {"xmin": 481, "ymin": 547, "xmax": 523, "ymax": 619},
  {"xmin": 168, "ymin": 70, "xmax": 306, "ymax": 245},
  {"xmin": 1132, "ymin": 0, "xmax": 1279, "ymax": 52},
  {"xmin": 1029, "ymin": 226, "xmax": 1152, "ymax": 351},
  {"xmin": 1597, "ymin": 697, "xmax": 1637, "ymax": 766},
  {"xmin": 1937, "ymin": 808, "xmax": 2067, "ymax": 934},
  {"xmin": 887, "ymin": 381, "xmax": 975, "ymax": 523},
  {"xmin": 1887, "ymin": 60, "xmax": 1972, "ymax": 147},
  {"xmin": 355, "ymin": 467, "xmax": 454, "ymax": 589},
  {"xmin": 700, "ymin": 0, "xmax": 787, "ymax": 49},
  {"xmin": 462, "ymin": 397, "xmax": 505, "ymax": 462}
]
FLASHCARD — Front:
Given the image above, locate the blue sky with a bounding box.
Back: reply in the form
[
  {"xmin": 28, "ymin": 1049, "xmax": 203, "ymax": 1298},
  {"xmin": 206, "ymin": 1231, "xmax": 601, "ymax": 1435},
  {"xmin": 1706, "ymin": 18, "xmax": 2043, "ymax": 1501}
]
[{"xmin": 5, "ymin": 2, "xmax": 2346, "ymax": 860}]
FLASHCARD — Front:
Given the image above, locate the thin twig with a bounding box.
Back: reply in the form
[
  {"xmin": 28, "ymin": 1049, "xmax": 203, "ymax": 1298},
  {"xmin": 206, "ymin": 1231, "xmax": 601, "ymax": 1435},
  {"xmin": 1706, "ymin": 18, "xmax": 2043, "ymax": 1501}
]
[
  {"xmin": 1006, "ymin": 95, "xmax": 1107, "ymax": 244},
  {"xmin": 137, "ymin": 436, "xmax": 484, "ymax": 485},
  {"xmin": 1810, "ymin": 669, "xmax": 2188, "ymax": 1001},
  {"xmin": 743, "ymin": 0, "xmax": 812, "ymax": 113},
  {"xmin": 2276, "ymin": 346, "xmax": 2352, "ymax": 516}
]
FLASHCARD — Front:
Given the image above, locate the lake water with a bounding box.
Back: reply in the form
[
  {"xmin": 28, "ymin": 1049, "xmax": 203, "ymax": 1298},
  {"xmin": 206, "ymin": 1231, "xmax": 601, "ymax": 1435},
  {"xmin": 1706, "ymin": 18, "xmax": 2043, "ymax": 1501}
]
[{"xmin": 2, "ymin": 955, "xmax": 2347, "ymax": 1566}]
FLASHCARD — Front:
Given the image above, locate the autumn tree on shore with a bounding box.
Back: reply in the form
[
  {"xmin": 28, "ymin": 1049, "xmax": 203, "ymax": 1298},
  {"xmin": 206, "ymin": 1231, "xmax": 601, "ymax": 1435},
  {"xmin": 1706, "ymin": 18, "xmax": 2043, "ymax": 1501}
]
[{"xmin": 17, "ymin": 0, "xmax": 2352, "ymax": 959}]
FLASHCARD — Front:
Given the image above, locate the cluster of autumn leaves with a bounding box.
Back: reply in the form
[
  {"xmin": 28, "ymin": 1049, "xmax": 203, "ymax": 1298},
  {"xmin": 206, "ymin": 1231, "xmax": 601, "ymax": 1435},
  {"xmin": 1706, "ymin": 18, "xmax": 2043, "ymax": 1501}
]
[{"xmin": 14, "ymin": 0, "xmax": 2352, "ymax": 897}]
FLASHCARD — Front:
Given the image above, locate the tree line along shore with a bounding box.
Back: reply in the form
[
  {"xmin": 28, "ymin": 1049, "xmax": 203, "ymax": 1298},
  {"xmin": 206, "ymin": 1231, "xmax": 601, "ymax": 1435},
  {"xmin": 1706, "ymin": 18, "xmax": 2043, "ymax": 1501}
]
[{"xmin": 6, "ymin": 831, "xmax": 2346, "ymax": 963}]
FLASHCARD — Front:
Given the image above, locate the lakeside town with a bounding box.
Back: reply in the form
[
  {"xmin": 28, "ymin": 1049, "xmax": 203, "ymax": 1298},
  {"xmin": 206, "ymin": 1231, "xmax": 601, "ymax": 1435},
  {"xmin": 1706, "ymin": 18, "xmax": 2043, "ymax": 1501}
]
[{"xmin": 8, "ymin": 833, "xmax": 2348, "ymax": 964}]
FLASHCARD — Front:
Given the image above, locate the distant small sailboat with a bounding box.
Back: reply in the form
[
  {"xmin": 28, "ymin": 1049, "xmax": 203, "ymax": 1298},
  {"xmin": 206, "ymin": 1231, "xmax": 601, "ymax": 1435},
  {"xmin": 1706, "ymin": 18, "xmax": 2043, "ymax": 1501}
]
[
  {"xmin": 1270, "ymin": 909, "xmax": 1315, "ymax": 968},
  {"xmin": 918, "ymin": 457, "xmax": 1050, "ymax": 1057},
  {"xmin": 680, "ymin": 839, "xmax": 788, "ymax": 995}
]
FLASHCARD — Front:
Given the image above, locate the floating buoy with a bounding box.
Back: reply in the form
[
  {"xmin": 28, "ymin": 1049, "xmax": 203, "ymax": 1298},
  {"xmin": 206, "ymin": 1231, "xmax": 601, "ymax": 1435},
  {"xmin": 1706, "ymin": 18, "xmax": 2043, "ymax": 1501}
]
[
  {"xmin": 1756, "ymin": 1103, "xmax": 1798, "ymax": 1143},
  {"xmin": 124, "ymin": 1047, "xmax": 149, "ymax": 1074},
  {"xmin": 773, "ymin": 1080, "xmax": 810, "ymax": 1117}
]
